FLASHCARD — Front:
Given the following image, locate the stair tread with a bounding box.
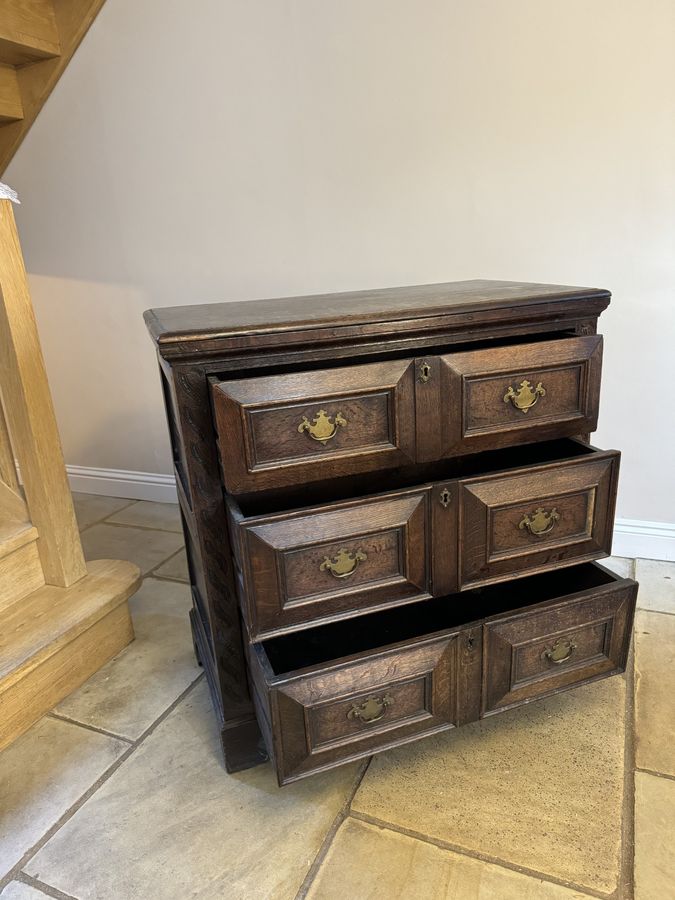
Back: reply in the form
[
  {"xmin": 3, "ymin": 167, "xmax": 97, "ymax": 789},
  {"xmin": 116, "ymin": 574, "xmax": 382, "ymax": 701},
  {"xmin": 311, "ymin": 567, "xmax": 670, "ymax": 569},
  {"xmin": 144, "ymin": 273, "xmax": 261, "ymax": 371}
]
[
  {"xmin": 0, "ymin": 518, "xmax": 37, "ymax": 556},
  {"xmin": 0, "ymin": 557, "xmax": 141, "ymax": 688},
  {"xmin": 0, "ymin": 0, "xmax": 60, "ymax": 66}
]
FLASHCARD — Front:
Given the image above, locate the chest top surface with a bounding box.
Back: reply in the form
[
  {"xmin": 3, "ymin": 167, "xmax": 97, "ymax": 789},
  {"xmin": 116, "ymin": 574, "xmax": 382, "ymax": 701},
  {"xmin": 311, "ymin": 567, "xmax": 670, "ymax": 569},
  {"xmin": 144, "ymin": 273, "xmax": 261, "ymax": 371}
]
[{"xmin": 144, "ymin": 279, "xmax": 610, "ymax": 360}]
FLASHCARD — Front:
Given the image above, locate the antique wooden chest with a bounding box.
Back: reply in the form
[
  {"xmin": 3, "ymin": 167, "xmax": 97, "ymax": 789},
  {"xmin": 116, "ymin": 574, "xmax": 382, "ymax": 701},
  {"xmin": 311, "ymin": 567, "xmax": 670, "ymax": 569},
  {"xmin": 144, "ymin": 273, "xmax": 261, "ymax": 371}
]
[{"xmin": 145, "ymin": 280, "xmax": 637, "ymax": 785}]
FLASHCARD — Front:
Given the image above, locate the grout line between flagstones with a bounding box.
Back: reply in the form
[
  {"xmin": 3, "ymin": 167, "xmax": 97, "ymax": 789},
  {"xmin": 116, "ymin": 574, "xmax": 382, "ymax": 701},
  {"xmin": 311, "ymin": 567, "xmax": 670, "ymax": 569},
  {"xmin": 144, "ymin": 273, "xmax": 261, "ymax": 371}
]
[
  {"xmin": 90, "ymin": 519, "xmax": 184, "ymax": 535},
  {"xmin": 0, "ymin": 675, "xmax": 205, "ymax": 894},
  {"xmin": 76, "ymin": 498, "xmax": 137, "ymax": 535},
  {"xmin": 635, "ymin": 766, "xmax": 675, "ymax": 783},
  {"xmin": 46, "ymin": 713, "xmax": 135, "ymax": 745},
  {"xmin": 347, "ymin": 810, "xmax": 611, "ymax": 899},
  {"xmin": 635, "ymin": 606, "xmax": 675, "ymax": 618},
  {"xmin": 146, "ymin": 548, "xmax": 188, "ymax": 580},
  {"xmin": 14, "ymin": 871, "xmax": 80, "ymax": 900},
  {"xmin": 293, "ymin": 757, "xmax": 373, "ymax": 900}
]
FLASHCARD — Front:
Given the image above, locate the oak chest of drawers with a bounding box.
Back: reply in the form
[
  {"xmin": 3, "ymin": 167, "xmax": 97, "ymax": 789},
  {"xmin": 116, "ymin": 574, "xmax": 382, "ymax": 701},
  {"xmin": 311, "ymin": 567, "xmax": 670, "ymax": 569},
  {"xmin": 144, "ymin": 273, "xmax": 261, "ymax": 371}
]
[{"xmin": 145, "ymin": 279, "xmax": 637, "ymax": 785}]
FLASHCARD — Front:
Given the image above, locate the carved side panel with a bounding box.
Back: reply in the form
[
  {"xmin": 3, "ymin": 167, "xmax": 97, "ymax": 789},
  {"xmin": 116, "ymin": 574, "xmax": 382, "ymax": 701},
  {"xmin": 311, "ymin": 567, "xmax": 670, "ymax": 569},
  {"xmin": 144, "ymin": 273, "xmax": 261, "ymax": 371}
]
[{"xmin": 171, "ymin": 363, "xmax": 266, "ymax": 770}]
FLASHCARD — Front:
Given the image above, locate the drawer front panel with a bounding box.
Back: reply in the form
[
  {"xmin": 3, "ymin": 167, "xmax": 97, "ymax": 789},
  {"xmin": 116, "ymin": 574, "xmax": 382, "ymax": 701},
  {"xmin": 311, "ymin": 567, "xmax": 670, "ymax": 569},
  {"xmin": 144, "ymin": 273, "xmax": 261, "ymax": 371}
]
[
  {"xmin": 271, "ymin": 635, "xmax": 460, "ymax": 783},
  {"xmin": 436, "ymin": 336, "xmax": 602, "ymax": 458},
  {"xmin": 241, "ymin": 490, "xmax": 431, "ymax": 638},
  {"xmin": 483, "ymin": 581, "xmax": 637, "ymax": 713},
  {"xmin": 212, "ymin": 359, "xmax": 416, "ymax": 492},
  {"xmin": 459, "ymin": 453, "xmax": 619, "ymax": 587}
]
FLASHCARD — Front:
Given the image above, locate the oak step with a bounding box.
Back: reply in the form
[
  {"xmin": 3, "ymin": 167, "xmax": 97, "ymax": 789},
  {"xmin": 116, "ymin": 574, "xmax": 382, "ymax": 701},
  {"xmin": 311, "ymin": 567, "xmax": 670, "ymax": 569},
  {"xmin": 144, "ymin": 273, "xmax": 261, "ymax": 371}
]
[
  {"xmin": 0, "ymin": 65, "xmax": 22, "ymax": 123},
  {"xmin": 0, "ymin": 0, "xmax": 60, "ymax": 66},
  {"xmin": 0, "ymin": 522, "xmax": 43, "ymax": 608},
  {"xmin": 0, "ymin": 558, "xmax": 140, "ymax": 749},
  {"xmin": 0, "ymin": 481, "xmax": 43, "ymax": 607}
]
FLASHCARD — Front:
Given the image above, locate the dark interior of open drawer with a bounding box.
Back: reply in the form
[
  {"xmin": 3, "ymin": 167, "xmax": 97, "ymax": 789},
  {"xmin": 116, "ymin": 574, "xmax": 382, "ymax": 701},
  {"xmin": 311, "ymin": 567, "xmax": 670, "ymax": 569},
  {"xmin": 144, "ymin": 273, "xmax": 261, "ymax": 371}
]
[
  {"xmin": 234, "ymin": 437, "xmax": 596, "ymax": 516},
  {"xmin": 261, "ymin": 562, "xmax": 621, "ymax": 674}
]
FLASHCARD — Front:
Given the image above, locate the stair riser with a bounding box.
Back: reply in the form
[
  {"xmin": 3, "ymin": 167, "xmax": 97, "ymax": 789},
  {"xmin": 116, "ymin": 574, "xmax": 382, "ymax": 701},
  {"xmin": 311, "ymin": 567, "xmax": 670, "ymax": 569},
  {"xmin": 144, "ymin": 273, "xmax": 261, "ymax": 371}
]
[
  {"xmin": 0, "ymin": 538, "xmax": 44, "ymax": 610},
  {"xmin": 0, "ymin": 64, "xmax": 22, "ymax": 122},
  {"xmin": 0, "ymin": 600, "xmax": 133, "ymax": 751}
]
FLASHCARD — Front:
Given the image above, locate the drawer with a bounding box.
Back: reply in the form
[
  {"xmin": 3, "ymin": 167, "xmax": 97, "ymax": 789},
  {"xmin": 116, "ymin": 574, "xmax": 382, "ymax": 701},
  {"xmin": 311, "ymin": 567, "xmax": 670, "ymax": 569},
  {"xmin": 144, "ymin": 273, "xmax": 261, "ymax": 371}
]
[
  {"xmin": 431, "ymin": 335, "xmax": 602, "ymax": 460},
  {"xmin": 212, "ymin": 359, "xmax": 416, "ymax": 493},
  {"xmin": 459, "ymin": 447, "xmax": 619, "ymax": 588},
  {"xmin": 230, "ymin": 440, "xmax": 620, "ymax": 636},
  {"xmin": 249, "ymin": 562, "xmax": 635, "ymax": 784},
  {"xmin": 229, "ymin": 488, "xmax": 432, "ymax": 640},
  {"xmin": 483, "ymin": 564, "xmax": 637, "ymax": 712},
  {"xmin": 248, "ymin": 624, "xmax": 478, "ymax": 785}
]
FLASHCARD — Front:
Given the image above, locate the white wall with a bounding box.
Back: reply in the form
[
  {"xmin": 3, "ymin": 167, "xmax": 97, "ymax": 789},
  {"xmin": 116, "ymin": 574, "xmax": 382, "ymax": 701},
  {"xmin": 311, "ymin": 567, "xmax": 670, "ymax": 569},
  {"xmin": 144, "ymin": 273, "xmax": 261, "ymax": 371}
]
[{"xmin": 5, "ymin": 0, "xmax": 675, "ymax": 526}]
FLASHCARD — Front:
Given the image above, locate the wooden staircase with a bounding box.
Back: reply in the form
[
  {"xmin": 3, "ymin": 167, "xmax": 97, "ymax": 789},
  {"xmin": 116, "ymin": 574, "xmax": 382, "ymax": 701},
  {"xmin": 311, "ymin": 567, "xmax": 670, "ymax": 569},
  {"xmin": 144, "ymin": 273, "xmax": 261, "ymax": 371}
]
[
  {"xmin": 0, "ymin": 194, "xmax": 139, "ymax": 751},
  {"xmin": 0, "ymin": 0, "xmax": 106, "ymax": 173}
]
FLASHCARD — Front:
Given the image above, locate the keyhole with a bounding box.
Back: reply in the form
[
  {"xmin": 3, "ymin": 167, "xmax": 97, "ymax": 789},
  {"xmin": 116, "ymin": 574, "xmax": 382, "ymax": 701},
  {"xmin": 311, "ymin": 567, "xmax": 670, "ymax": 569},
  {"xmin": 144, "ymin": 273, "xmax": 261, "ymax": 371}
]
[
  {"xmin": 419, "ymin": 362, "xmax": 431, "ymax": 383},
  {"xmin": 439, "ymin": 488, "xmax": 451, "ymax": 508}
]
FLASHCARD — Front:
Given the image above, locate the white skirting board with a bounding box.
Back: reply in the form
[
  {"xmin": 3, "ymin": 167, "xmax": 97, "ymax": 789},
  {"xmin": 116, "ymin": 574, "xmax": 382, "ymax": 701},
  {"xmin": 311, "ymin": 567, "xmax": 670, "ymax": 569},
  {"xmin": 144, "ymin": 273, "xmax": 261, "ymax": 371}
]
[
  {"xmin": 66, "ymin": 465, "xmax": 178, "ymax": 504},
  {"xmin": 64, "ymin": 465, "xmax": 675, "ymax": 562}
]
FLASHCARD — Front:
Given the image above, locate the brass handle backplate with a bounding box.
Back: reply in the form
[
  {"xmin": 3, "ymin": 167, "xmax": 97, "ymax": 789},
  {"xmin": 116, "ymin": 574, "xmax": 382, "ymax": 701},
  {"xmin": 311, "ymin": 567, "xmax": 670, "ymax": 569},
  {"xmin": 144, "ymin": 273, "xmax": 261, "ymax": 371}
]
[
  {"xmin": 542, "ymin": 637, "xmax": 577, "ymax": 665},
  {"xmin": 503, "ymin": 379, "xmax": 546, "ymax": 413},
  {"xmin": 298, "ymin": 409, "xmax": 346, "ymax": 444},
  {"xmin": 519, "ymin": 506, "xmax": 560, "ymax": 536},
  {"xmin": 319, "ymin": 548, "xmax": 367, "ymax": 578},
  {"xmin": 347, "ymin": 694, "xmax": 393, "ymax": 724}
]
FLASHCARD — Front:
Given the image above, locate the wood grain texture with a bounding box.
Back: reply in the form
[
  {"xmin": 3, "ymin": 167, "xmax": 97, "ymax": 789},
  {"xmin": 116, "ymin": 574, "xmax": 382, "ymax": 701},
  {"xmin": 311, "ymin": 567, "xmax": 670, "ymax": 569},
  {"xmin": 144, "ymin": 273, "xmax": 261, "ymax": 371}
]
[
  {"xmin": 0, "ymin": 601, "xmax": 133, "ymax": 750},
  {"xmin": 0, "ymin": 64, "xmax": 22, "ymax": 122},
  {"xmin": 0, "ymin": 529, "xmax": 43, "ymax": 609},
  {"xmin": 483, "ymin": 580, "xmax": 637, "ymax": 713},
  {"xmin": 0, "ymin": 200, "xmax": 86, "ymax": 586},
  {"xmin": 145, "ymin": 279, "xmax": 630, "ymax": 778},
  {"xmin": 0, "ymin": 390, "xmax": 20, "ymax": 490},
  {"xmin": 213, "ymin": 358, "xmax": 416, "ymax": 493},
  {"xmin": 169, "ymin": 362, "xmax": 262, "ymax": 770},
  {"xmin": 0, "ymin": 0, "xmax": 107, "ymax": 173},
  {"xmin": 234, "ymin": 488, "xmax": 432, "ymax": 639},
  {"xmin": 459, "ymin": 450, "xmax": 619, "ymax": 588},
  {"xmin": 0, "ymin": 0, "xmax": 60, "ymax": 65},
  {"xmin": 259, "ymin": 634, "xmax": 460, "ymax": 784},
  {"xmin": 250, "ymin": 564, "xmax": 635, "ymax": 784},
  {"xmin": 439, "ymin": 335, "xmax": 603, "ymax": 456},
  {"xmin": 145, "ymin": 280, "xmax": 610, "ymax": 360},
  {"xmin": 0, "ymin": 557, "xmax": 139, "ymax": 750}
]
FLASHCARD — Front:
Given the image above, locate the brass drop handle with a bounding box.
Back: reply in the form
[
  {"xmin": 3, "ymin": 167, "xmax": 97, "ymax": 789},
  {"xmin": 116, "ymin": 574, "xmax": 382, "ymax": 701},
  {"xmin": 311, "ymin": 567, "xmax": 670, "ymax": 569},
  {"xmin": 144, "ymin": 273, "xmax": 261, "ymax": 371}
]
[
  {"xmin": 542, "ymin": 637, "xmax": 577, "ymax": 665},
  {"xmin": 347, "ymin": 694, "xmax": 393, "ymax": 724},
  {"xmin": 503, "ymin": 379, "xmax": 546, "ymax": 413},
  {"xmin": 298, "ymin": 409, "xmax": 347, "ymax": 444},
  {"xmin": 519, "ymin": 506, "xmax": 560, "ymax": 536},
  {"xmin": 320, "ymin": 548, "xmax": 367, "ymax": 578}
]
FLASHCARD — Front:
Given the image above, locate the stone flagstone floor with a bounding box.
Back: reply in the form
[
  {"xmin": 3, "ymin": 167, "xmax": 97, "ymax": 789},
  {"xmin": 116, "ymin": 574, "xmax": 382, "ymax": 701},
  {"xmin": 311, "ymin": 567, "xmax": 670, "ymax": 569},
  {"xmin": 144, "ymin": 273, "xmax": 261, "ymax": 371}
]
[{"xmin": 1, "ymin": 494, "xmax": 673, "ymax": 900}]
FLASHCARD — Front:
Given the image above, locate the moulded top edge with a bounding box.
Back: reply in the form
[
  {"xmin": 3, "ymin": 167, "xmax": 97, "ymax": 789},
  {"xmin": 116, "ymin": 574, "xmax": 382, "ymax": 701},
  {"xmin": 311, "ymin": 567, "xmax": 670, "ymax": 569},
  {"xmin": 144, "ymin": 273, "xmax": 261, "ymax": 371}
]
[{"xmin": 144, "ymin": 279, "xmax": 611, "ymax": 354}]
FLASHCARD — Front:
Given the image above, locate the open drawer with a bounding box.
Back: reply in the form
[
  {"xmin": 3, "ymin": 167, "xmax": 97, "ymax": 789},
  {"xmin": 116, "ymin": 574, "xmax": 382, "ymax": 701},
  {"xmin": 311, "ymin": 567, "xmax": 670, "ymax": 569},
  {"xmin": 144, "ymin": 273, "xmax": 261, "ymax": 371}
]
[
  {"xmin": 213, "ymin": 336, "xmax": 602, "ymax": 493},
  {"xmin": 228, "ymin": 439, "xmax": 620, "ymax": 640},
  {"xmin": 248, "ymin": 562, "xmax": 636, "ymax": 784}
]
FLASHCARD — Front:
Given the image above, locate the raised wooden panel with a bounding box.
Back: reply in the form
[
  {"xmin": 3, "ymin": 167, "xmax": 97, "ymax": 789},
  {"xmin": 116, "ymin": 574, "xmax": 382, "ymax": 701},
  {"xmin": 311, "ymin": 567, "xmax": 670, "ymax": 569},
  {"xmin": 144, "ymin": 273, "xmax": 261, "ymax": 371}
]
[
  {"xmin": 213, "ymin": 358, "xmax": 416, "ymax": 492},
  {"xmin": 483, "ymin": 580, "xmax": 637, "ymax": 713},
  {"xmin": 437, "ymin": 336, "xmax": 603, "ymax": 458},
  {"xmin": 266, "ymin": 635, "xmax": 459, "ymax": 784},
  {"xmin": 237, "ymin": 489, "xmax": 432, "ymax": 639},
  {"xmin": 459, "ymin": 451, "xmax": 619, "ymax": 587}
]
